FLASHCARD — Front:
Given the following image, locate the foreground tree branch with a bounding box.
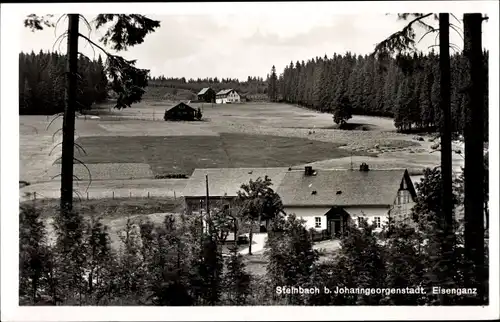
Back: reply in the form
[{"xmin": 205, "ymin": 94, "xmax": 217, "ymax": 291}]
[
  {"xmin": 373, "ymin": 13, "xmax": 436, "ymax": 56},
  {"xmin": 24, "ymin": 13, "xmax": 160, "ymax": 213}
]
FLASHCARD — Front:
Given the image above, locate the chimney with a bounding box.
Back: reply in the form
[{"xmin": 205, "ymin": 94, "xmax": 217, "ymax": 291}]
[
  {"xmin": 359, "ymin": 162, "xmax": 370, "ymax": 172},
  {"xmin": 305, "ymin": 166, "xmax": 313, "ymax": 176}
]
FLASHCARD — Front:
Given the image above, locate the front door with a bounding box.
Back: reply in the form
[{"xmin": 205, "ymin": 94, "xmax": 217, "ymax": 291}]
[
  {"xmin": 328, "ymin": 219, "xmax": 342, "ymax": 239},
  {"xmin": 328, "ymin": 220, "xmax": 335, "ymax": 238},
  {"xmin": 333, "ymin": 219, "xmax": 341, "ymax": 237}
]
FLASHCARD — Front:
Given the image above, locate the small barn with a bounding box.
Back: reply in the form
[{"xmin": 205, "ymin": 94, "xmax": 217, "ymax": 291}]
[
  {"xmin": 197, "ymin": 87, "xmax": 216, "ymax": 103},
  {"xmin": 164, "ymin": 102, "xmax": 198, "ymax": 121}
]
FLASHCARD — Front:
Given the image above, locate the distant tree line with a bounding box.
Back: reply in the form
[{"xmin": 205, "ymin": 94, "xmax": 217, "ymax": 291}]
[
  {"xmin": 147, "ymin": 75, "xmax": 268, "ymax": 96},
  {"xmin": 271, "ymin": 51, "xmax": 488, "ymax": 136},
  {"xmin": 19, "ymin": 51, "xmax": 108, "ymax": 115}
]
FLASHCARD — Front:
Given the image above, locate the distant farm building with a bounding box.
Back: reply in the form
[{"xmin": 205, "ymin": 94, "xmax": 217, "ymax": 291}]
[
  {"xmin": 183, "ymin": 165, "xmax": 417, "ymax": 238},
  {"xmin": 164, "ymin": 102, "xmax": 198, "ymax": 121},
  {"xmin": 216, "ymin": 89, "xmax": 240, "ymax": 104},
  {"xmin": 197, "ymin": 87, "xmax": 216, "ymax": 103}
]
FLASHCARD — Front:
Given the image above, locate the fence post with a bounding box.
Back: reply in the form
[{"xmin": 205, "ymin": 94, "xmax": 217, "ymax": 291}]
[
  {"xmin": 147, "ymin": 191, "xmax": 150, "ymax": 198},
  {"xmin": 174, "ymin": 191, "xmax": 176, "ymax": 200},
  {"xmin": 86, "ymin": 192, "xmax": 89, "ymax": 200},
  {"xmin": 34, "ymin": 192, "xmax": 37, "ymax": 200},
  {"xmin": 112, "ymin": 191, "xmax": 114, "ymax": 199},
  {"xmin": 130, "ymin": 191, "xmax": 132, "ymax": 198}
]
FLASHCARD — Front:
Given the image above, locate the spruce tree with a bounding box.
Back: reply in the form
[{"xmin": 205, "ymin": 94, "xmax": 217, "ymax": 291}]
[
  {"xmin": 337, "ymin": 218, "xmax": 386, "ymax": 305},
  {"xmin": 419, "ymin": 62, "xmax": 435, "ymax": 129},
  {"xmin": 223, "ymin": 245, "xmax": 251, "ymax": 305},
  {"xmin": 84, "ymin": 214, "xmax": 114, "ymax": 304},
  {"xmin": 52, "ymin": 209, "xmax": 87, "ymax": 304},
  {"xmin": 265, "ymin": 213, "xmax": 318, "ymax": 305},
  {"xmin": 332, "ymin": 95, "xmax": 352, "ymax": 126},
  {"xmin": 267, "ymin": 65, "xmax": 278, "ymax": 102},
  {"xmin": 19, "ymin": 205, "xmax": 50, "ymax": 304}
]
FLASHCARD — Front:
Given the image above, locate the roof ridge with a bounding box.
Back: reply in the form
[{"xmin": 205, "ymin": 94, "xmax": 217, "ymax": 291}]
[
  {"xmin": 193, "ymin": 167, "xmax": 289, "ymax": 171},
  {"xmin": 192, "ymin": 167, "xmax": 407, "ymax": 172}
]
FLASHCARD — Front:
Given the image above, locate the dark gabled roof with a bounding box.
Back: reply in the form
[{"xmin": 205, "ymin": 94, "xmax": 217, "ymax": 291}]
[
  {"xmin": 183, "ymin": 168, "xmax": 288, "ymax": 198},
  {"xmin": 276, "ymin": 169, "xmax": 409, "ymax": 207},
  {"xmin": 165, "ymin": 102, "xmax": 196, "ymax": 112},
  {"xmin": 183, "ymin": 167, "xmax": 415, "ymax": 208},
  {"xmin": 198, "ymin": 87, "xmax": 212, "ymax": 95}
]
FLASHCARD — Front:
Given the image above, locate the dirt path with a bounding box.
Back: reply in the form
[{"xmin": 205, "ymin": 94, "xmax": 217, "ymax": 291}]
[{"xmin": 239, "ymin": 233, "xmax": 268, "ymax": 255}]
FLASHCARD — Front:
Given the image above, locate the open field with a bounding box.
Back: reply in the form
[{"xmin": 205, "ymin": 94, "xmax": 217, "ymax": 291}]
[
  {"xmin": 20, "ymin": 101, "xmax": 464, "ymax": 200},
  {"xmin": 68, "ymin": 133, "xmax": 371, "ymax": 177}
]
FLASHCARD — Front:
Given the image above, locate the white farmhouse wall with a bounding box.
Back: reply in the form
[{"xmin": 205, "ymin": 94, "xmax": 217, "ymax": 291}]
[
  {"xmin": 283, "ymin": 206, "xmax": 330, "ymax": 231},
  {"xmin": 344, "ymin": 207, "xmax": 390, "ymax": 232},
  {"xmin": 216, "ymin": 90, "xmax": 240, "ymax": 104}
]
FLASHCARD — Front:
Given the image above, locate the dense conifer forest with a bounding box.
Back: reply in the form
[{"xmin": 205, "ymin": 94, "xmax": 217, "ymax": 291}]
[
  {"xmin": 19, "ymin": 51, "xmax": 108, "ymax": 115},
  {"xmin": 269, "ymin": 51, "xmax": 488, "ymax": 136},
  {"xmin": 19, "ymin": 50, "xmax": 488, "ymax": 140}
]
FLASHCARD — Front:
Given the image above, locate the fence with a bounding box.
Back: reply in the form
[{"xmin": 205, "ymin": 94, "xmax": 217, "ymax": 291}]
[
  {"xmin": 21, "ymin": 189, "xmax": 181, "ymax": 202},
  {"xmin": 66, "ymin": 102, "xmax": 217, "ymax": 122},
  {"xmin": 76, "ymin": 111, "xmax": 164, "ymax": 122}
]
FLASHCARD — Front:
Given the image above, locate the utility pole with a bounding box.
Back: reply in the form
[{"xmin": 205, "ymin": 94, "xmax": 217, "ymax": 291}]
[
  {"xmin": 206, "ymin": 174, "xmax": 210, "ymax": 235},
  {"xmin": 200, "ymin": 199, "xmax": 204, "ymax": 247},
  {"xmin": 60, "ymin": 14, "xmax": 79, "ymax": 214},
  {"xmin": 463, "ymin": 13, "xmax": 486, "ymax": 303}
]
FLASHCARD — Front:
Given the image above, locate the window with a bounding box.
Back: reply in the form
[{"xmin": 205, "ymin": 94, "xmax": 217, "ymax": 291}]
[
  {"xmin": 397, "ymin": 190, "xmax": 410, "ymax": 205},
  {"xmin": 315, "ymin": 217, "xmax": 322, "ymax": 228},
  {"xmin": 404, "ymin": 192, "xmax": 411, "ymax": 204},
  {"xmin": 374, "ymin": 217, "xmax": 381, "ymax": 228}
]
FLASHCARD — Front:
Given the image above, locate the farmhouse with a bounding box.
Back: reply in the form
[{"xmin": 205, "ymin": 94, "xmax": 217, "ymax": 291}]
[
  {"xmin": 197, "ymin": 87, "xmax": 216, "ymax": 103},
  {"xmin": 183, "ymin": 167, "xmax": 287, "ymax": 213},
  {"xmin": 164, "ymin": 102, "xmax": 198, "ymax": 121},
  {"xmin": 182, "ymin": 165, "xmax": 417, "ymax": 238},
  {"xmin": 215, "ymin": 89, "xmax": 241, "ymax": 104}
]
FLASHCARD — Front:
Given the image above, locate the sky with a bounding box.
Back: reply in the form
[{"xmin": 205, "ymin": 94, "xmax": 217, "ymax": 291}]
[{"xmin": 19, "ymin": 12, "xmax": 494, "ymax": 81}]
